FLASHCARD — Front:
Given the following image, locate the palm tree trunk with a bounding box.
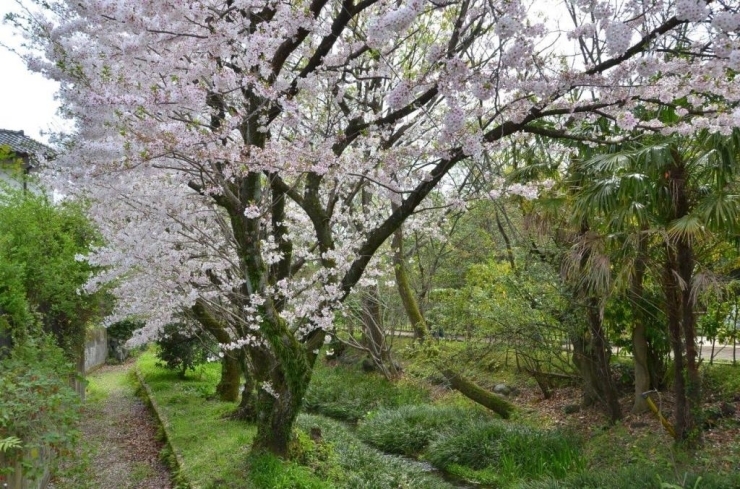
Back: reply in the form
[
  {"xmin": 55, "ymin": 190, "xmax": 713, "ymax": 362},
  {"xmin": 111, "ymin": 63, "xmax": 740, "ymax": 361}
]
[{"xmin": 631, "ymin": 233, "xmax": 650, "ymax": 413}]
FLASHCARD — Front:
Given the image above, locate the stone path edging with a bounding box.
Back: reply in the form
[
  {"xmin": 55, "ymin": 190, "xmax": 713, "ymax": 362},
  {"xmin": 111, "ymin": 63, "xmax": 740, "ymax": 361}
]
[{"xmin": 134, "ymin": 367, "xmax": 191, "ymax": 489}]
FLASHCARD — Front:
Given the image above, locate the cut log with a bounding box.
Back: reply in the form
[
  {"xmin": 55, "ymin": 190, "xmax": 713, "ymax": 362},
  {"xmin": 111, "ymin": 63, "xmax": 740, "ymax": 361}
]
[{"xmin": 441, "ymin": 369, "xmax": 515, "ymax": 419}]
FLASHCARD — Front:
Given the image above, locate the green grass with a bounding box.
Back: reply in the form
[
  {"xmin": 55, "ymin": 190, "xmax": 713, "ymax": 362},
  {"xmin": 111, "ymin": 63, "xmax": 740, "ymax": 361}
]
[
  {"xmin": 137, "ymin": 351, "xmax": 456, "ymax": 489},
  {"xmin": 425, "ymin": 419, "xmax": 585, "ymax": 486},
  {"xmin": 303, "ymin": 360, "xmax": 429, "ymax": 422},
  {"xmin": 356, "ymin": 404, "xmax": 491, "ymax": 456},
  {"xmin": 137, "ymin": 351, "xmax": 254, "ymax": 489},
  {"xmin": 296, "ymin": 414, "xmax": 456, "ymax": 489},
  {"xmin": 514, "ymin": 467, "xmax": 740, "ymax": 489}
]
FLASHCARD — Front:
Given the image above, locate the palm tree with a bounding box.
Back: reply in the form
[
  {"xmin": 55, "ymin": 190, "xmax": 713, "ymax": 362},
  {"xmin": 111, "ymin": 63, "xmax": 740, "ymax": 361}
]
[{"xmin": 572, "ymin": 129, "xmax": 740, "ymax": 444}]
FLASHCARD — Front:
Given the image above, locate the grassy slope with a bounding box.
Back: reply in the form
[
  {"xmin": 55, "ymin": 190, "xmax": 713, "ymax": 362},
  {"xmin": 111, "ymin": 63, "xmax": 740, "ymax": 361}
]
[{"xmin": 136, "ymin": 352, "xmax": 253, "ymax": 489}]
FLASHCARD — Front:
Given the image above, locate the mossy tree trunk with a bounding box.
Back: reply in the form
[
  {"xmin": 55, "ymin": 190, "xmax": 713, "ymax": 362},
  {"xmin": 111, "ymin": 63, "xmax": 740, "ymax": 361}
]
[
  {"xmin": 191, "ymin": 300, "xmax": 241, "ymax": 402},
  {"xmin": 441, "ymin": 369, "xmax": 515, "ymax": 419},
  {"xmin": 391, "ymin": 222, "xmax": 428, "ymax": 342}
]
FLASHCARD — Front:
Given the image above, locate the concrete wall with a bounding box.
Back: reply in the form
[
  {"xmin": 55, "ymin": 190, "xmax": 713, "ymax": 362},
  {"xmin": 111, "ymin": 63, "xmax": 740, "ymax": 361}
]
[{"xmin": 84, "ymin": 326, "xmax": 107, "ymax": 373}]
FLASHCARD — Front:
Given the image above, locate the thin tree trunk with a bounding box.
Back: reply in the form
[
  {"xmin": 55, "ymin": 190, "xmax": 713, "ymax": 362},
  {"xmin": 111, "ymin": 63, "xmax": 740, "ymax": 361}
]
[
  {"xmin": 632, "ymin": 321, "xmax": 651, "ymax": 413},
  {"xmin": 631, "ymin": 233, "xmax": 650, "ymax": 413},
  {"xmin": 391, "ymin": 213, "xmax": 428, "ymax": 342},
  {"xmin": 664, "ymin": 248, "xmax": 687, "ymax": 442},
  {"xmin": 587, "ymin": 297, "xmax": 622, "ymax": 422}
]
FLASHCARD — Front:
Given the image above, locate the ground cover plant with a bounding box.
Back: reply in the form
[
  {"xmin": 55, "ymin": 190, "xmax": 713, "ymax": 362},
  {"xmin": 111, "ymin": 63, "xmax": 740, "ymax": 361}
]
[
  {"xmin": 356, "ymin": 404, "xmax": 491, "ymax": 456},
  {"xmin": 425, "ymin": 420, "xmax": 584, "ymax": 486},
  {"xmin": 0, "ymin": 338, "xmax": 81, "ymax": 484},
  {"xmin": 303, "ymin": 360, "xmax": 429, "ymax": 422},
  {"xmin": 136, "ymin": 350, "xmax": 458, "ymax": 488}
]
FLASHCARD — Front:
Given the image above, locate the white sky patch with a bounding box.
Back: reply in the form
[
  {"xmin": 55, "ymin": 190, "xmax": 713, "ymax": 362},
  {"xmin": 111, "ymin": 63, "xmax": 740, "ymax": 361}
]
[{"xmin": 0, "ymin": 3, "xmax": 70, "ymax": 145}]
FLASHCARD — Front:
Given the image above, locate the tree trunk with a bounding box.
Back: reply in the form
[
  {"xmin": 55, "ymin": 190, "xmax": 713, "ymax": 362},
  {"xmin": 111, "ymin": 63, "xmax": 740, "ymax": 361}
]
[
  {"xmin": 678, "ymin": 237, "xmax": 702, "ymax": 445},
  {"xmin": 665, "ymin": 155, "xmax": 702, "ymax": 446},
  {"xmin": 190, "ymin": 300, "xmax": 240, "ymax": 402},
  {"xmin": 441, "ymin": 369, "xmax": 515, "ymax": 419},
  {"xmin": 586, "ymin": 298, "xmax": 622, "ymax": 422},
  {"xmin": 250, "ymin": 315, "xmax": 312, "ymax": 457},
  {"xmin": 664, "ymin": 249, "xmax": 687, "ymax": 442},
  {"xmin": 392, "ymin": 223, "xmax": 428, "ymax": 342},
  {"xmin": 631, "ymin": 234, "xmax": 650, "ymax": 413},
  {"xmin": 571, "ymin": 328, "xmax": 599, "ymax": 406},
  {"xmin": 216, "ymin": 352, "xmax": 241, "ymax": 402},
  {"xmin": 359, "ymin": 285, "xmax": 399, "ymax": 379},
  {"xmin": 632, "ymin": 321, "xmax": 651, "ymax": 413},
  {"xmin": 571, "ymin": 299, "xmax": 622, "ymax": 421},
  {"xmin": 232, "ymin": 359, "xmax": 257, "ymax": 421}
]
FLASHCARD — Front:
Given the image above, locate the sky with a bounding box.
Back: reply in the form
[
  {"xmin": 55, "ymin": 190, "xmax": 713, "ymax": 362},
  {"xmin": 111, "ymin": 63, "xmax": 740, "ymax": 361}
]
[{"xmin": 0, "ymin": 3, "xmax": 67, "ymax": 145}]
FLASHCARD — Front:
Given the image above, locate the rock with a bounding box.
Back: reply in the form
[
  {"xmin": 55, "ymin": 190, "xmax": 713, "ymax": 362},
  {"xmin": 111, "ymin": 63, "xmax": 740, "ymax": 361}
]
[
  {"xmin": 720, "ymin": 401, "xmax": 736, "ymax": 418},
  {"xmin": 493, "ymin": 384, "xmax": 512, "ymax": 396},
  {"xmin": 563, "ymin": 404, "xmax": 581, "ymax": 414},
  {"xmin": 361, "ymin": 358, "xmax": 376, "ymax": 372}
]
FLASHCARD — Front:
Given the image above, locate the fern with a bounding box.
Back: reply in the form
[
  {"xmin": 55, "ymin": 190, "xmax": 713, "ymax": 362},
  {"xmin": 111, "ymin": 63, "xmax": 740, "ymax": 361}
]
[{"xmin": 0, "ymin": 436, "xmax": 22, "ymax": 453}]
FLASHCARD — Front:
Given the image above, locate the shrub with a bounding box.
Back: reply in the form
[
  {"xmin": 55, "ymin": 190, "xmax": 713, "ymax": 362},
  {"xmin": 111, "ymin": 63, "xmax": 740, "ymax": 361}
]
[
  {"xmin": 0, "ymin": 336, "xmax": 81, "ymax": 481},
  {"xmin": 703, "ymin": 364, "xmax": 740, "ymax": 401},
  {"xmin": 356, "ymin": 405, "xmax": 489, "ymax": 456},
  {"xmin": 107, "ymin": 319, "xmax": 143, "ymax": 343},
  {"xmin": 106, "ymin": 318, "xmax": 145, "ymax": 363},
  {"xmin": 303, "ymin": 362, "xmax": 428, "ymax": 422},
  {"xmin": 426, "ymin": 420, "xmax": 583, "ymax": 484},
  {"xmin": 155, "ymin": 322, "xmax": 212, "ymax": 378}
]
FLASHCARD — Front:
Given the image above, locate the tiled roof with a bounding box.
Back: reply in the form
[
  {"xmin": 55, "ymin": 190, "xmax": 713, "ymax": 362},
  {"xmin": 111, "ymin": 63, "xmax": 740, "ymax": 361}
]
[{"xmin": 0, "ymin": 129, "xmax": 55, "ymax": 164}]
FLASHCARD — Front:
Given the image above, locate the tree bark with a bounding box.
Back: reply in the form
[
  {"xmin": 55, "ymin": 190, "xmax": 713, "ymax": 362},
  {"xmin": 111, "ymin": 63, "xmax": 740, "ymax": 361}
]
[
  {"xmin": 441, "ymin": 369, "xmax": 515, "ymax": 419},
  {"xmin": 631, "ymin": 233, "xmax": 650, "ymax": 413},
  {"xmin": 216, "ymin": 353, "xmax": 241, "ymax": 402},
  {"xmin": 664, "ymin": 248, "xmax": 687, "ymax": 442},
  {"xmin": 391, "ymin": 222, "xmax": 428, "ymax": 342},
  {"xmin": 587, "ymin": 298, "xmax": 622, "ymax": 422},
  {"xmin": 632, "ymin": 321, "xmax": 651, "ymax": 413},
  {"xmin": 190, "ymin": 300, "xmax": 241, "ymax": 402},
  {"xmin": 665, "ymin": 155, "xmax": 702, "ymax": 446}
]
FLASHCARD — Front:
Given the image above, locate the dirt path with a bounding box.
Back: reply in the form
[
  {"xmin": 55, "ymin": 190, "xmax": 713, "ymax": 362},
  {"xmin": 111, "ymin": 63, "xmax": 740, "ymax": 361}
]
[{"xmin": 49, "ymin": 362, "xmax": 172, "ymax": 489}]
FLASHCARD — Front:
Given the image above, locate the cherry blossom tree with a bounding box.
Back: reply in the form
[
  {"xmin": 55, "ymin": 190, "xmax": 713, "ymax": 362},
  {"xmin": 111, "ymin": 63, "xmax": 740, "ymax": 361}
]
[{"xmin": 9, "ymin": 0, "xmax": 740, "ymax": 453}]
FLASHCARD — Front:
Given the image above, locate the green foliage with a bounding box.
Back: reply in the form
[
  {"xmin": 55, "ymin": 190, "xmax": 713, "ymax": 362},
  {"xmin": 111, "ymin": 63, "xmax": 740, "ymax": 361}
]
[
  {"xmin": 0, "ymin": 336, "xmax": 81, "ymax": 479},
  {"xmin": 107, "ymin": 318, "xmax": 144, "ymax": 342},
  {"xmin": 248, "ymin": 452, "xmax": 331, "ymax": 489},
  {"xmin": 155, "ymin": 322, "xmax": 213, "ymax": 378},
  {"xmin": 0, "ymin": 186, "xmax": 107, "ymax": 359},
  {"xmin": 303, "ymin": 361, "xmax": 429, "ymax": 421},
  {"xmin": 703, "ymin": 364, "xmax": 740, "ymax": 400},
  {"xmin": 356, "ymin": 404, "xmax": 490, "ymax": 456},
  {"xmin": 516, "ymin": 467, "xmax": 740, "ymax": 489},
  {"xmin": 137, "ymin": 350, "xmax": 456, "ymax": 489},
  {"xmin": 0, "ymin": 436, "xmax": 22, "ymax": 453},
  {"xmin": 288, "ymin": 428, "xmax": 341, "ymax": 481},
  {"xmin": 426, "ymin": 420, "xmax": 584, "ymax": 485},
  {"xmin": 296, "ymin": 415, "xmax": 457, "ymax": 489}
]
